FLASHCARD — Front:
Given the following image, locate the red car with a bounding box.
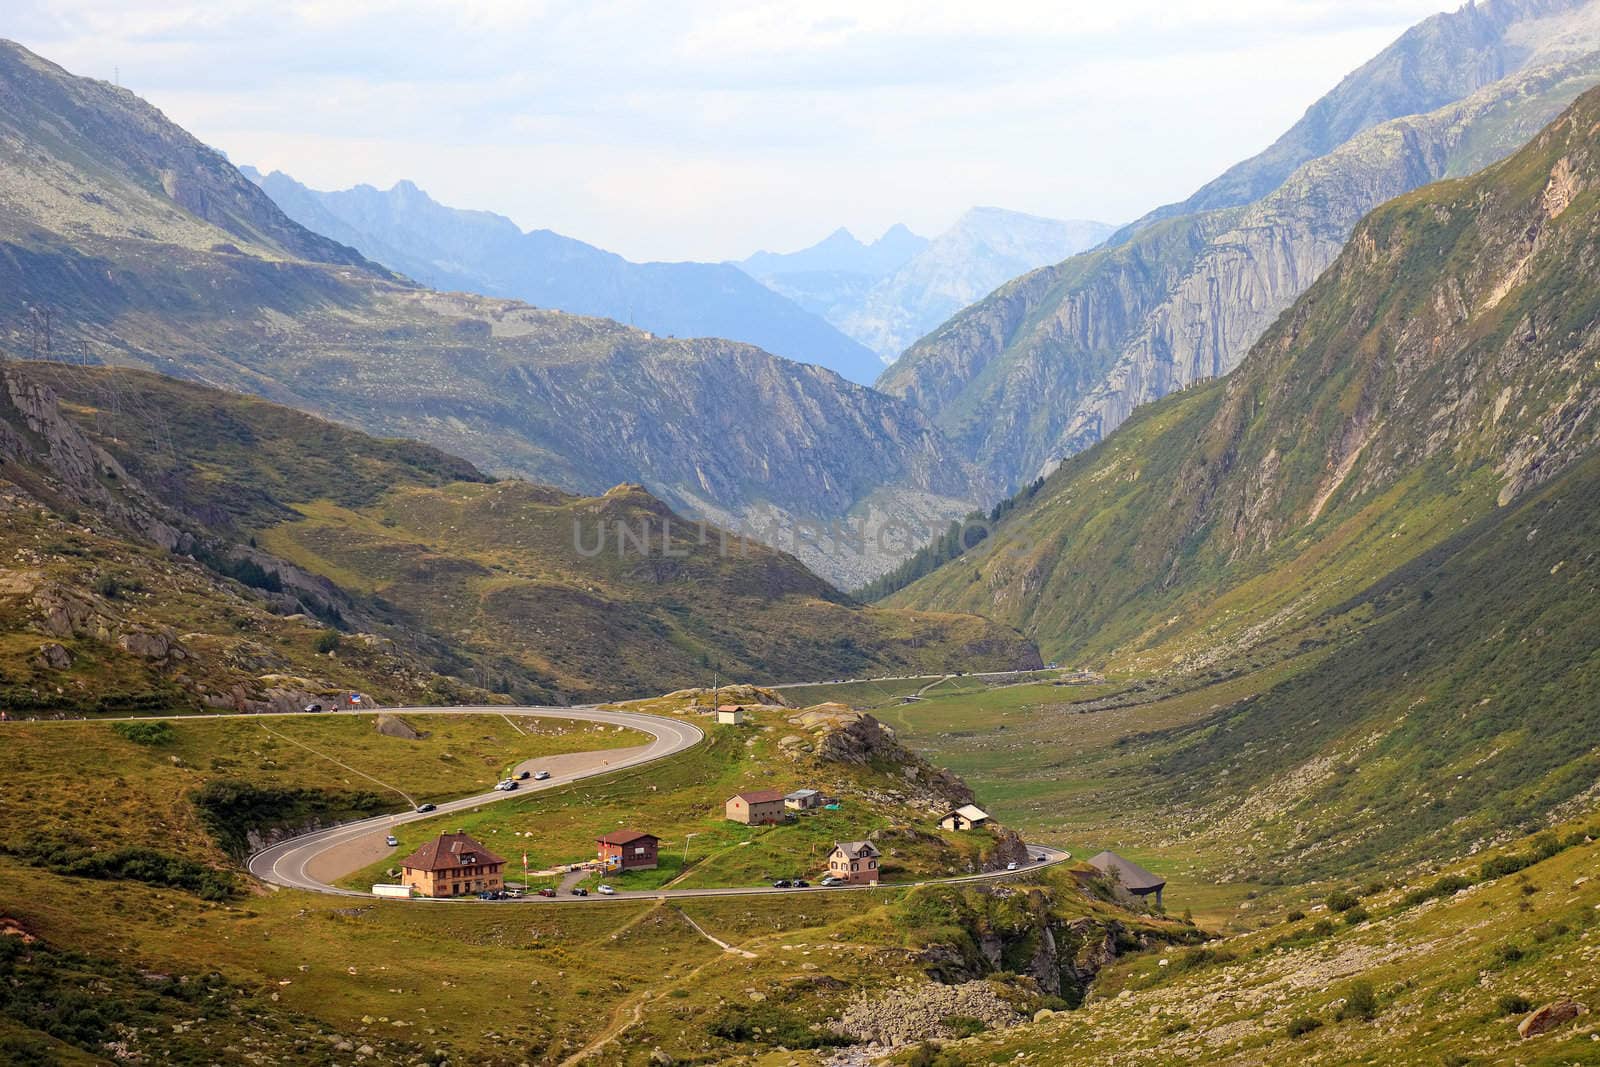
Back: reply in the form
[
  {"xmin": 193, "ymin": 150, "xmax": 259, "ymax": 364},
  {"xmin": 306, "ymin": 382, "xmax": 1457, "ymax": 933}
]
[{"xmin": 537, "ymin": 888, "xmax": 557, "ymax": 898}]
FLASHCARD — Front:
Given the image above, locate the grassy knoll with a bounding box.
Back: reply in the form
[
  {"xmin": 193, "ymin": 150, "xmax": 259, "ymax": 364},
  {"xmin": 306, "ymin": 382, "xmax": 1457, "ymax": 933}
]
[
  {"xmin": 345, "ymin": 709, "xmax": 999, "ymax": 893},
  {"xmin": 0, "ymin": 714, "xmax": 645, "ymax": 866},
  {"xmin": 924, "ymin": 818, "xmax": 1600, "ymax": 1066}
]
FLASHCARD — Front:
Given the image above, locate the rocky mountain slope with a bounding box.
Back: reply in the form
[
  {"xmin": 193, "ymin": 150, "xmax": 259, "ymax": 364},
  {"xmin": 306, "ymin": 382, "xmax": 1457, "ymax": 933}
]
[
  {"xmin": 744, "ymin": 209, "xmax": 1112, "ymax": 363},
  {"xmin": 887, "ymin": 77, "xmax": 1600, "ymax": 891},
  {"xmin": 0, "ymin": 39, "xmax": 985, "ymax": 588},
  {"xmin": 879, "ymin": 0, "xmax": 1600, "ymax": 489},
  {"xmin": 0, "ymin": 361, "xmax": 1038, "ymax": 709},
  {"xmin": 892, "ymin": 81, "xmax": 1600, "ymax": 668},
  {"xmin": 244, "ymin": 169, "xmax": 886, "ymax": 386}
]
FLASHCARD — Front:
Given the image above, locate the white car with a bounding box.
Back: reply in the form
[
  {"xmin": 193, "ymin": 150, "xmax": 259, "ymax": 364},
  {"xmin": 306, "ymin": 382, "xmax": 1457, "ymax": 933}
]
[
  {"xmin": 385, "ymin": 834, "xmax": 398, "ymax": 847},
  {"xmin": 533, "ymin": 770, "xmax": 551, "ymax": 781},
  {"xmin": 597, "ymin": 884, "xmax": 616, "ymax": 895},
  {"xmin": 1006, "ymin": 862, "xmax": 1019, "ymax": 871}
]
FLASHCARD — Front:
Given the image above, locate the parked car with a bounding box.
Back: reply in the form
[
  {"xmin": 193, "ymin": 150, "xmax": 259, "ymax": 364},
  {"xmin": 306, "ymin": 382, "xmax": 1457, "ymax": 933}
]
[
  {"xmin": 537, "ymin": 888, "xmax": 557, "ymax": 898},
  {"xmin": 820, "ymin": 875, "xmax": 844, "ymax": 887},
  {"xmin": 597, "ymin": 884, "xmax": 616, "ymax": 895},
  {"xmin": 533, "ymin": 770, "xmax": 551, "ymax": 781},
  {"xmin": 303, "ymin": 703, "xmax": 323, "ymax": 713},
  {"xmin": 506, "ymin": 888, "xmax": 524, "ymax": 898},
  {"xmin": 793, "ymin": 879, "xmax": 809, "ymax": 888},
  {"xmin": 415, "ymin": 803, "xmax": 436, "ymax": 813},
  {"xmin": 385, "ymin": 834, "xmax": 398, "ymax": 847},
  {"xmin": 772, "ymin": 879, "xmax": 792, "ymax": 889},
  {"xmin": 570, "ymin": 887, "xmax": 588, "ymax": 897},
  {"xmin": 495, "ymin": 779, "xmax": 518, "ymax": 791},
  {"xmin": 517, "ymin": 770, "xmax": 531, "ymax": 780}
]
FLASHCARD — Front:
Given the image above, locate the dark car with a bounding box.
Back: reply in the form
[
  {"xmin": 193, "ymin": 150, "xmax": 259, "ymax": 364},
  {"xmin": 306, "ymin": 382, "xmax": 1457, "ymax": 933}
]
[
  {"xmin": 415, "ymin": 803, "xmax": 436, "ymax": 813},
  {"xmin": 772, "ymin": 879, "xmax": 792, "ymax": 888},
  {"xmin": 517, "ymin": 770, "xmax": 531, "ymax": 780},
  {"xmin": 303, "ymin": 703, "xmax": 323, "ymax": 713},
  {"xmin": 793, "ymin": 879, "xmax": 809, "ymax": 888},
  {"xmin": 571, "ymin": 887, "xmax": 589, "ymax": 897}
]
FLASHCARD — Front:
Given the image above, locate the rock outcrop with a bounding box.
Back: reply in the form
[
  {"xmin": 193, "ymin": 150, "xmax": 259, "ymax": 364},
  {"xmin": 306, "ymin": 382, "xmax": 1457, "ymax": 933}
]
[
  {"xmin": 1518, "ymin": 999, "xmax": 1588, "ymax": 1038},
  {"xmin": 813, "ymin": 713, "xmax": 974, "ymax": 808}
]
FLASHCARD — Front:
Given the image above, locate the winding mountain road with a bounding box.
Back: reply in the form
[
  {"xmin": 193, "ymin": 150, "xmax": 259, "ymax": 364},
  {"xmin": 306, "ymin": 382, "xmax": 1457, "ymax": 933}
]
[
  {"xmin": 247, "ymin": 705, "xmax": 701, "ymax": 895},
  {"xmin": 235, "ymin": 703, "xmax": 1069, "ymax": 902}
]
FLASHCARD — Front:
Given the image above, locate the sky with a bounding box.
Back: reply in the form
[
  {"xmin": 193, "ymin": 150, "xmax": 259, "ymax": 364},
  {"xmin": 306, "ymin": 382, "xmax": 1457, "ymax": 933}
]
[{"xmin": 8, "ymin": 1, "xmax": 1455, "ymax": 262}]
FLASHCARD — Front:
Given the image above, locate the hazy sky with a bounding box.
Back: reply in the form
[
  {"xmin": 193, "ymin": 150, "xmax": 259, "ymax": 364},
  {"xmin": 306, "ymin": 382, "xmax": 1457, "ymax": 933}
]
[{"xmin": 10, "ymin": 1, "xmax": 1453, "ymax": 262}]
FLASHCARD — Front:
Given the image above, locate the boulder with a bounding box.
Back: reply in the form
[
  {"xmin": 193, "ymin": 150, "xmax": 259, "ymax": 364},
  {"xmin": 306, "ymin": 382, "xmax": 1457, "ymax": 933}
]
[
  {"xmin": 375, "ymin": 714, "xmax": 424, "ymax": 740},
  {"xmin": 1518, "ymin": 1000, "xmax": 1587, "ymax": 1039},
  {"xmin": 32, "ymin": 642, "xmax": 72, "ymax": 670}
]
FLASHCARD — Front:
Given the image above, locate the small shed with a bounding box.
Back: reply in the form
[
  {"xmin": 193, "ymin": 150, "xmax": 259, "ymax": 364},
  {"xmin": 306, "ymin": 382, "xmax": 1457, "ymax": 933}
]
[
  {"xmin": 716, "ymin": 705, "xmax": 746, "ymax": 725},
  {"xmin": 1086, "ymin": 850, "xmax": 1166, "ymax": 907},
  {"xmin": 784, "ymin": 788, "xmax": 823, "ymax": 811},
  {"xmin": 938, "ymin": 804, "xmax": 991, "ymax": 831},
  {"xmin": 726, "ymin": 789, "xmax": 786, "ymax": 825}
]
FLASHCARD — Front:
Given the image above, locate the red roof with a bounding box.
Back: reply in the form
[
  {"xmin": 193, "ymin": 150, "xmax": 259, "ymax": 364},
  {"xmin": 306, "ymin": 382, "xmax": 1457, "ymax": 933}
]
[
  {"xmin": 400, "ymin": 832, "xmax": 504, "ymax": 872},
  {"xmin": 596, "ymin": 829, "xmax": 658, "ymax": 847},
  {"xmin": 731, "ymin": 789, "xmax": 786, "ymax": 804}
]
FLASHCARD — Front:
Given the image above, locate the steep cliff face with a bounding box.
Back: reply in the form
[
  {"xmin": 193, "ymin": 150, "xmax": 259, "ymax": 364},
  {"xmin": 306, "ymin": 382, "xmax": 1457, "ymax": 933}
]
[
  {"xmin": 893, "ymin": 83, "xmax": 1600, "ymax": 668},
  {"xmin": 880, "ymin": 4, "xmax": 1600, "ymax": 489}
]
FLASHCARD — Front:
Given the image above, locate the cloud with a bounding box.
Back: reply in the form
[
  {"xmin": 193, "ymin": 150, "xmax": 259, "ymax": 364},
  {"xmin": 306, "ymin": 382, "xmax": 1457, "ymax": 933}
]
[{"xmin": 5, "ymin": 0, "xmax": 1453, "ymax": 259}]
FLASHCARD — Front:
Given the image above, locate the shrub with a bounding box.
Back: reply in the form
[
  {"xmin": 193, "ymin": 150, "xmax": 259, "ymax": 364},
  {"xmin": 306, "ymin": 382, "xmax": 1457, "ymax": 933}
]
[
  {"xmin": 112, "ymin": 720, "xmax": 176, "ymax": 746},
  {"xmin": 313, "ymin": 630, "xmax": 342, "ymax": 654},
  {"xmin": 1343, "ymin": 906, "xmax": 1370, "ymax": 926},
  {"xmin": 1336, "ymin": 980, "xmax": 1378, "ymax": 1022},
  {"xmin": 1361, "ymin": 880, "xmax": 1386, "ymax": 896},
  {"xmin": 93, "ymin": 575, "xmax": 122, "ymax": 598},
  {"xmin": 1480, "ymin": 854, "xmax": 1530, "ymax": 879},
  {"xmin": 1495, "ymin": 944, "xmax": 1524, "ymax": 964},
  {"xmin": 1311, "ymin": 919, "xmax": 1336, "ymax": 937},
  {"xmin": 941, "ymin": 1015, "xmax": 987, "ymax": 1038},
  {"xmin": 1284, "ymin": 910, "xmax": 1305, "ymax": 923},
  {"xmin": 1497, "ymin": 994, "xmax": 1533, "ymax": 1016},
  {"xmin": 1286, "ymin": 1016, "xmax": 1323, "ymax": 1038},
  {"xmin": 1401, "ymin": 874, "xmax": 1472, "ymax": 907},
  {"xmin": 1325, "ymin": 889, "xmax": 1360, "ymax": 913}
]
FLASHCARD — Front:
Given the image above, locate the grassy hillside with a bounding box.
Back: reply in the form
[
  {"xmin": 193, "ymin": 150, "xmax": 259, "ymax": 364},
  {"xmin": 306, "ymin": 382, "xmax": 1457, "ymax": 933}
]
[
  {"xmin": 0, "ymin": 362, "xmax": 1038, "ymax": 710},
  {"xmin": 0, "ymin": 703, "xmax": 1187, "ymax": 1064},
  {"xmin": 893, "ymin": 81, "xmax": 1600, "ymax": 674}
]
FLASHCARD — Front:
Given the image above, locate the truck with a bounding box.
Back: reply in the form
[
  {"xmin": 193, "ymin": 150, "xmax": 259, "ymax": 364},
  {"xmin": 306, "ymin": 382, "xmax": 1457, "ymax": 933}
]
[{"xmin": 371, "ymin": 884, "xmax": 414, "ymax": 899}]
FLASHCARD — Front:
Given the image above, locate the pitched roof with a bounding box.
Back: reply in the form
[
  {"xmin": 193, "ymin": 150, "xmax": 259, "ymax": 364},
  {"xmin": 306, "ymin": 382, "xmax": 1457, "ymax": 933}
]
[
  {"xmin": 832, "ymin": 840, "xmax": 880, "ymax": 860},
  {"xmin": 731, "ymin": 789, "xmax": 786, "ymax": 804},
  {"xmin": 716, "ymin": 705, "xmax": 745, "ymax": 712},
  {"xmin": 785, "ymin": 789, "xmax": 821, "ymax": 799},
  {"xmin": 596, "ymin": 829, "xmax": 658, "ymax": 846},
  {"xmin": 944, "ymin": 804, "xmax": 990, "ymax": 822},
  {"xmin": 400, "ymin": 831, "xmax": 504, "ymax": 872},
  {"xmin": 1087, "ymin": 850, "xmax": 1165, "ymax": 892}
]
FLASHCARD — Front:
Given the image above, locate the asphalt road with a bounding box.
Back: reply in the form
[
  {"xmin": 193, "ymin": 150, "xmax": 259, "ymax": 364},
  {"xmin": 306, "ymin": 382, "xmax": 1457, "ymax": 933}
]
[
  {"xmin": 246, "ymin": 705, "xmax": 702, "ymax": 895},
  {"xmin": 237, "ymin": 704, "xmax": 1072, "ymax": 903}
]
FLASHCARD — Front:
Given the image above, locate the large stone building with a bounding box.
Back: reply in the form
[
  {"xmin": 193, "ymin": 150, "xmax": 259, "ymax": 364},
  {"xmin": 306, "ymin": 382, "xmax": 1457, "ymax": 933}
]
[{"xmin": 399, "ymin": 831, "xmax": 505, "ymax": 898}]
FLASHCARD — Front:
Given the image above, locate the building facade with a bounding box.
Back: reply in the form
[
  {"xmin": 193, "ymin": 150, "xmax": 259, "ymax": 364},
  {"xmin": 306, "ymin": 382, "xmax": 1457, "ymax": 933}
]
[
  {"xmin": 399, "ymin": 831, "xmax": 505, "ymax": 898},
  {"xmin": 784, "ymin": 788, "xmax": 823, "ymax": 811},
  {"xmin": 826, "ymin": 840, "xmax": 881, "ymax": 885},
  {"xmin": 938, "ymin": 804, "xmax": 991, "ymax": 831},
  {"xmin": 725, "ymin": 789, "xmax": 787, "ymax": 825},
  {"xmin": 596, "ymin": 829, "xmax": 659, "ymax": 871}
]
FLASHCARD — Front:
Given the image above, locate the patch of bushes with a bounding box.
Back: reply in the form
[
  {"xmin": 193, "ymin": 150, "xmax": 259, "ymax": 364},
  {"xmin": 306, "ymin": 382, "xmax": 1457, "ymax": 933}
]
[
  {"xmin": 0, "ymin": 838, "xmax": 235, "ymax": 900},
  {"xmin": 1497, "ymin": 994, "xmax": 1533, "ymax": 1016},
  {"xmin": 1325, "ymin": 889, "xmax": 1359, "ymax": 912},
  {"xmin": 1286, "ymin": 1016, "xmax": 1323, "ymax": 1038},
  {"xmin": 706, "ymin": 1004, "xmax": 850, "ymax": 1049},
  {"xmin": 907, "ymin": 1043, "xmax": 966, "ymax": 1067},
  {"xmin": 1342, "ymin": 906, "xmax": 1370, "ymax": 926},
  {"xmin": 941, "ymin": 1015, "xmax": 986, "ymax": 1037},
  {"xmin": 1175, "ymin": 944, "xmax": 1239, "ymax": 971},
  {"xmin": 112, "ymin": 720, "xmax": 176, "ymax": 746},
  {"xmin": 1401, "ymin": 874, "xmax": 1472, "ymax": 907},
  {"xmin": 1284, "ymin": 910, "xmax": 1305, "ymax": 923},
  {"xmin": 1335, "ymin": 979, "xmax": 1378, "ymax": 1022},
  {"xmin": 313, "ymin": 630, "xmax": 342, "ymax": 654},
  {"xmin": 190, "ymin": 779, "xmax": 389, "ymax": 861}
]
